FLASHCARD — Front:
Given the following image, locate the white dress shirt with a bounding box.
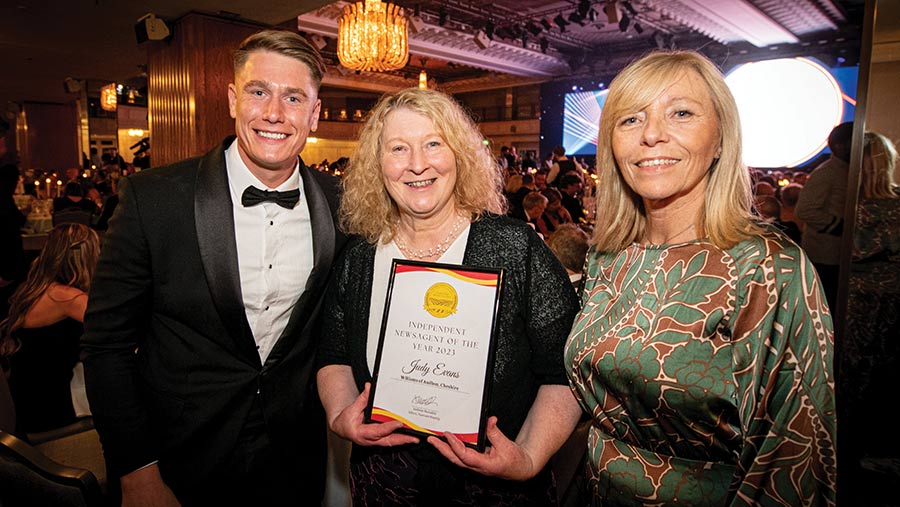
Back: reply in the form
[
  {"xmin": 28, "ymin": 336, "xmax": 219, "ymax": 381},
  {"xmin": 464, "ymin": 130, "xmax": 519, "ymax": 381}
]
[{"xmin": 225, "ymin": 140, "xmax": 314, "ymax": 364}]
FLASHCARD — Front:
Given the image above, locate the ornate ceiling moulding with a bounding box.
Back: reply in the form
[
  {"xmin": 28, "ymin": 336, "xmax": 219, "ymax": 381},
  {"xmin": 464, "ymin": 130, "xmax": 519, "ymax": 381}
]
[{"xmin": 298, "ymin": 1, "xmax": 571, "ymax": 78}]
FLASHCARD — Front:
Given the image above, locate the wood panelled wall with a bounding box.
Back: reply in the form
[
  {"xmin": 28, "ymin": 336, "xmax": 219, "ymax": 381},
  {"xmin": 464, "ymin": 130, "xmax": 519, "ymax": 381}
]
[
  {"xmin": 21, "ymin": 101, "xmax": 79, "ymax": 173},
  {"xmin": 148, "ymin": 13, "xmax": 267, "ymax": 167}
]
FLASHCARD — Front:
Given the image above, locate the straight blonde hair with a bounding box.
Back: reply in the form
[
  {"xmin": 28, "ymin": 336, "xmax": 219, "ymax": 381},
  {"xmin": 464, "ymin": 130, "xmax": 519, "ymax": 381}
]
[
  {"xmin": 860, "ymin": 131, "xmax": 898, "ymax": 199},
  {"xmin": 592, "ymin": 50, "xmax": 759, "ymax": 252}
]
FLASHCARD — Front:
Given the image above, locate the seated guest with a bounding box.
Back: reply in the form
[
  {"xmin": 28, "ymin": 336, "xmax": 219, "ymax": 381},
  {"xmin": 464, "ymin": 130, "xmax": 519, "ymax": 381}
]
[
  {"xmin": 504, "ymin": 174, "xmax": 524, "ymax": 217},
  {"xmin": 0, "ymin": 223, "xmax": 100, "ymax": 433},
  {"xmin": 521, "ymin": 191, "xmax": 548, "ymax": 232},
  {"xmin": 558, "ymin": 173, "xmax": 587, "ymax": 225},
  {"xmin": 508, "ymin": 174, "xmax": 536, "ymax": 220},
  {"xmin": 52, "ymin": 181, "xmax": 98, "ymax": 226},
  {"xmin": 1, "ymin": 164, "xmax": 27, "ymax": 320},
  {"xmin": 537, "ymin": 187, "xmax": 573, "ymax": 239},
  {"xmin": 779, "ymin": 183, "xmax": 804, "ymax": 243},
  {"xmin": 92, "ymin": 191, "xmax": 119, "ymax": 232},
  {"xmin": 546, "ymin": 223, "xmax": 590, "ymax": 287}
]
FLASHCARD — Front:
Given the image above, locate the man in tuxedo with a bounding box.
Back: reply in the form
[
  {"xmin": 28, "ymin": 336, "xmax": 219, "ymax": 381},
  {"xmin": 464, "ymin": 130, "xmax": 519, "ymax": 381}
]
[{"xmin": 82, "ymin": 30, "xmax": 345, "ymax": 506}]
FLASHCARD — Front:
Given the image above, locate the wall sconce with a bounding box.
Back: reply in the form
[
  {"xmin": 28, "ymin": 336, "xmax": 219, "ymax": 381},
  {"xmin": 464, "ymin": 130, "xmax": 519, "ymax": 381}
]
[{"xmin": 100, "ymin": 83, "xmax": 117, "ymax": 112}]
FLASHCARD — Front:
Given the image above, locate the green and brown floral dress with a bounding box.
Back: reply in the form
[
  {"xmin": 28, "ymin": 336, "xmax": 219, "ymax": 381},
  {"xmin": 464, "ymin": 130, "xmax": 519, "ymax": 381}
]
[{"xmin": 565, "ymin": 231, "xmax": 836, "ymax": 507}]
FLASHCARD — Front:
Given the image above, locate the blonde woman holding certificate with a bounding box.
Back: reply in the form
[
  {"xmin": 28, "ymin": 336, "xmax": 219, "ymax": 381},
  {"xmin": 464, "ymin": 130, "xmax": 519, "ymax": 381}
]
[{"xmin": 316, "ymin": 88, "xmax": 581, "ymax": 506}]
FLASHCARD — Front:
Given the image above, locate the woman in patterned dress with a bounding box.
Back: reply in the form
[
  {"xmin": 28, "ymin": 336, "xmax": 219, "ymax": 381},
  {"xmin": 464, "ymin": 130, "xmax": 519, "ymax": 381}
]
[
  {"xmin": 565, "ymin": 50, "xmax": 837, "ymax": 506},
  {"xmin": 316, "ymin": 88, "xmax": 581, "ymax": 506}
]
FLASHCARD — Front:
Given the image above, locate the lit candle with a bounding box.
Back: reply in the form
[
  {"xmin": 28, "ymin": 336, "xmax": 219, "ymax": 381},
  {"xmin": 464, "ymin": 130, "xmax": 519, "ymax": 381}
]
[
  {"xmin": 45, "ymin": 177, "xmax": 51, "ymax": 198},
  {"xmin": 56, "ymin": 180, "xmax": 63, "ymax": 197}
]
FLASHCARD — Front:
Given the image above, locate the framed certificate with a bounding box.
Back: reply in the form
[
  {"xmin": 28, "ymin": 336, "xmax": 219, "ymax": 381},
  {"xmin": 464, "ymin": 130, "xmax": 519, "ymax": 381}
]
[{"xmin": 365, "ymin": 259, "xmax": 504, "ymax": 452}]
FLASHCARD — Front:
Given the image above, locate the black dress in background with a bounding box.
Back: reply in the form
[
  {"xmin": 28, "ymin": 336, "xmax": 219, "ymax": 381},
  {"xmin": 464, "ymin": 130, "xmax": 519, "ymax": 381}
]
[{"xmin": 8, "ymin": 318, "xmax": 82, "ymax": 433}]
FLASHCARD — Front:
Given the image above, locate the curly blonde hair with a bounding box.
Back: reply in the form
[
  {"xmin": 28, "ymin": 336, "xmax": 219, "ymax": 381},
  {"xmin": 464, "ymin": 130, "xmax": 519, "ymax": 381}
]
[
  {"xmin": 340, "ymin": 88, "xmax": 506, "ymax": 243},
  {"xmin": 0, "ymin": 224, "xmax": 100, "ymax": 357},
  {"xmin": 592, "ymin": 50, "xmax": 759, "ymax": 252}
]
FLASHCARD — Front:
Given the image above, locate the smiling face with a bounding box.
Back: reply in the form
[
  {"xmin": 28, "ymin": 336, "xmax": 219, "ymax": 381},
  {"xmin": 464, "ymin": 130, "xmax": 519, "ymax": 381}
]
[
  {"xmin": 612, "ymin": 69, "xmax": 721, "ymax": 215},
  {"xmin": 380, "ymin": 108, "xmax": 459, "ymax": 223},
  {"xmin": 228, "ymin": 50, "xmax": 321, "ymax": 186}
]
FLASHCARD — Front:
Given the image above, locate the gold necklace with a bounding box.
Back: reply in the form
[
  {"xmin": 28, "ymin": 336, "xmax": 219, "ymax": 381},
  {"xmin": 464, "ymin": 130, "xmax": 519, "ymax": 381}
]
[
  {"xmin": 394, "ymin": 215, "xmax": 468, "ymax": 260},
  {"xmin": 645, "ymin": 222, "xmax": 696, "ymax": 246}
]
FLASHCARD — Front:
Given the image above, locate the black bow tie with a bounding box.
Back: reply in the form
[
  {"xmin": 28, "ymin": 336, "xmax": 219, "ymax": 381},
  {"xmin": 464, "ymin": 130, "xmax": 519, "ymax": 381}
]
[{"xmin": 241, "ymin": 186, "xmax": 300, "ymax": 209}]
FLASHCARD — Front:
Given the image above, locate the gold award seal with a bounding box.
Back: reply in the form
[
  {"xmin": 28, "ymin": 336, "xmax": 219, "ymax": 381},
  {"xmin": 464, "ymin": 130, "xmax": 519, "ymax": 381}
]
[{"xmin": 423, "ymin": 282, "xmax": 458, "ymax": 318}]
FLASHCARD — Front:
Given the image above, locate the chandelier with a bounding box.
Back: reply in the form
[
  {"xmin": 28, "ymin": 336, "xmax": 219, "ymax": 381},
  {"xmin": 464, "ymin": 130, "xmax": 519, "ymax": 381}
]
[{"xmin": 337, "ymin": 0, "xmax": 409, "ymax": 72}]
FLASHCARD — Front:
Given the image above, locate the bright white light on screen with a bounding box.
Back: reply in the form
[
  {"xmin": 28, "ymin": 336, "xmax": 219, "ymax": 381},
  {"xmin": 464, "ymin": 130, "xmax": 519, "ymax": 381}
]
[{"xmin": 725, "ymin": 57, "xmax": 844, "ymax": 168}]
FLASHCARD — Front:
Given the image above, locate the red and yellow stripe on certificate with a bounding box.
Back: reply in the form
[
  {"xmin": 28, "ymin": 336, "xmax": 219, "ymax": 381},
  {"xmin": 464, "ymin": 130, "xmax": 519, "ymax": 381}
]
[
  {"xmin": 394, "ymin": 264, "xmax": 498, "ymax": 287},
  {"xmin": 370, "ymin": 407, "xmax": 479, "ymax": 444}
]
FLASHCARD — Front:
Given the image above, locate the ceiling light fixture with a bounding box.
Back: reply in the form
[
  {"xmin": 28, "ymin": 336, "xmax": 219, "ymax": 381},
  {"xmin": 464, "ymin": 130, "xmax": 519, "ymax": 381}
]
[
  {"xmin": 553, "ymin": 14, "xmax": 569, "ymax": 32},
  {"xmin": 674, "ymin": 0, "xmax": 799, "ymax": 47},
  {"xmin": 337, "ymin": 0, "xmax": 409, "ymax": 72},
  {"xmin": 578, "ymin": 0, "xmax": 591, "ymax": 17},
  {"xmin": 618, "ymin": 13, "xmax": 630, "ymax": 32}
]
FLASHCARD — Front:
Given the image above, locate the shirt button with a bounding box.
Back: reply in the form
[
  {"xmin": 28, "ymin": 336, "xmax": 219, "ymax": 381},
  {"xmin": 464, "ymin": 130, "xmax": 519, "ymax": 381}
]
[
  {"xmin": 268, "ymin": 264, "xmax": 272, "ymax": 269},
  {"xmin": 265, "ymin": 305, "xmax": 269, "ymax": 311},
  {"xmin": 269, "ymin": 220, "xmax": 274, "ymax": 226}
]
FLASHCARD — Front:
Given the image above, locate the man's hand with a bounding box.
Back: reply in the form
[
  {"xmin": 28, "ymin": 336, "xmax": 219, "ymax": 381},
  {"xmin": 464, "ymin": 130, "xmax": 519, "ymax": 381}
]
[{"xmin": 120, "ymin": 463, "xmax": 181, "ymax": 507}]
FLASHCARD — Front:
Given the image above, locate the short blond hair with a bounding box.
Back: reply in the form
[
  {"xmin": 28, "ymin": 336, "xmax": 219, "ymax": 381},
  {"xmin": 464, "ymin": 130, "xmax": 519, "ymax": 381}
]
[
  {"xmin": 340, "ymin": 88, "xmax": 506, "ymax": 243},
  {"xmin": 592, "ymin": 50, "xmax": 759, "ymax": 251}
]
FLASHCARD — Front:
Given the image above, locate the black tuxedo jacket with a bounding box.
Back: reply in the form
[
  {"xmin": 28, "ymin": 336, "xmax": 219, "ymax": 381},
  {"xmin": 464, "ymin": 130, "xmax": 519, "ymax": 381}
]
[{"xmin": 82, "ymin": 137, "xmax": 345, "ymax": 493}]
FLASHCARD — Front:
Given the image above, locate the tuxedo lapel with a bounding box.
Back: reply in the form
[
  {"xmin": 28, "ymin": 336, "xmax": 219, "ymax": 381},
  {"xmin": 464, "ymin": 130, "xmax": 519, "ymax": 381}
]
[
  {"xmin": 300, "ymin": 163, "xmax": 336, "ymax": 290},
  {"xmin": 194, "ymin": 138, "xmax": 260, "ymax": 367}
]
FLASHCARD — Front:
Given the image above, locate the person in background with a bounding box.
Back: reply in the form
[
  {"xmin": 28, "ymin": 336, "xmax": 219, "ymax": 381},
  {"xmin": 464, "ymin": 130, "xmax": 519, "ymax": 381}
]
[
  {"xmin": 91, "ymin": 188, "xmax": 119, "ymax": 232},
  {"xmin": 547, "ymin": 146, "xmax": 582, "ymax": 187},
  {"xmin": 755, "ymin": 194, "xmax": 781, "ymax": 221},
  {"xmin": 566, "ymin": 50, "xmax": 836, "ymax": 506},
  {"xmin": 317, "ymin": 87, "xmax": 580, "ymax": 505},
  {"xmin": 89, "ymin": 147, "xmax": 103, "ymax": 169},
  {"xmin": 520, "ymin": 190, "xmax": 548, "ymax": 232},
  {"xmin": 546, "ymin": 223, "xmax": 590, "ymax": 287},
  {"xmin": 536, "ymin": 187, "xmax": 572, "ymax": 239},
  {"xmin": 521, "ymin": 150, "xmax": 538, "ymax": 172},
  {"xmin": 102, "ymin": 147, "xmax": 127, "ymax": 168},
  {"xmin": 1, "ymin": 164, "xmax": 27, "ymax": 320},
  {"xmin": 52, "ymin": 181, "xmax": 99, "ymax": 215},
  {"xmin": 854, "ymin": 132, "xmax": 899, "ymax": 261},
  {"xmin": 533, "ymin": 169, "xmax": 549, "ymax": 191},
  {"xmin": 504, "ymin": 173, "xmax": 524, "ymax": 215},
  {"xmin": 843, "ymin": 131, "xmax": 900, "ymax": 481},
  {"xmin": 509, "ymin": 173, "xmax": 537, "ymax": 219},
  {"xmin": 778, "ymin": 182, "xmax": 804, "ymax": 244},
  {"xmin": 82, "ymin": 29, "xmax": 344, "ymax": 506},
  {"xmin": 558, "ymin": 173, "xmax": 586, "ymax": 225},
  {"xmin": 795, "ymin": 121, "xmax": 854, "ymax": 311},
  {"xmin": 0, "ymin": 223, "xmax": 99, "ymax": 434}
]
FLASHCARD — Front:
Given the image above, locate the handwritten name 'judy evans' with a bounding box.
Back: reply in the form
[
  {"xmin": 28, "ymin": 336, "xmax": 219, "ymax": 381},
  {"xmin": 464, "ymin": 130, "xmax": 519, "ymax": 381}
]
[{"xmin": 401, "ymin": 359, "xmax": 461, "ymax": 378}]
